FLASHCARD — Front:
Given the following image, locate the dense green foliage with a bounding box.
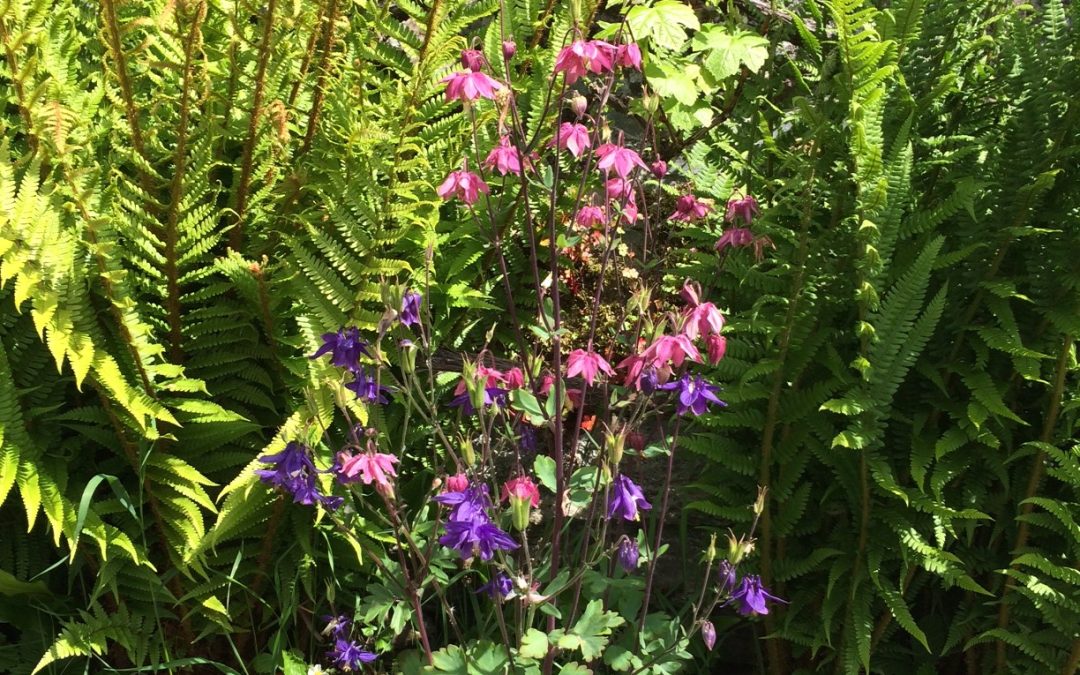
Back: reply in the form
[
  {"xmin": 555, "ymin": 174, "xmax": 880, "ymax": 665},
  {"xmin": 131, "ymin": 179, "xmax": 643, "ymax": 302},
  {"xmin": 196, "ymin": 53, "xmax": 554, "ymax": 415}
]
[{"xmin": 0, "ymin": 0, "xmax": 1077, "ymax": 673}]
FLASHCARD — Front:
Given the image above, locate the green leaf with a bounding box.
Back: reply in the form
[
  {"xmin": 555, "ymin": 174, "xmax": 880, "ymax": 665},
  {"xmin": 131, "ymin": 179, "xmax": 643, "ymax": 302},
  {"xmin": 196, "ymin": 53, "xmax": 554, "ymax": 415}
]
[
  {"xmin": 644, "ymin": 60, "xmax": 702, "ymax": 106},
  {"xmin": 625, "ymin": 1, "xmax": 700, "ymax": 51},
  {"xmin": 692, "ymin": 26, "xmax": 770, "ymax": 80},
  {"xmin": 534, "ymin": 455, "xmax": 557, "ymax": 493},
  {"xmin": 519, "ymin": 628, "xmax": 549, "ymax": 660}
]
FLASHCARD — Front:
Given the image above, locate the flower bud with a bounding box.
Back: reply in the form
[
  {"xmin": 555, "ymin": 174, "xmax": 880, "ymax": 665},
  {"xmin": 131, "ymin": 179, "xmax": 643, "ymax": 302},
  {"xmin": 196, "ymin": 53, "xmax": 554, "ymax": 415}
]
[
  {"xmin": 650, "ymin": 159, "xmax": 667, "ymax": 178},
  {"xmin": 701, "ymin": 620, "xmax": 717, "ymax": 651},
  {"xmin": 445, "ymin": 472, "xmax": 469, "ymax": 492},
  {"xmin": 461, "ymin": 437, "xmax": 476, "ymax": 466},
  {"xmin": 706, "ymin": 334, "xmax": 727, "ymax": 365},
  {"xmin": 502, "ymin": 40, "xmax": 517, "ymax": 61},
  {"xmin": 505, "ymin": 367, "xmax": 525, "ymax": 389},
  {"xmin": 705, "ymin": 533, "xmax": 717, "ymax": 564},
  {"xmin": 399, "ymin": 339, "xmax": 417, "ymax": 374},
  {"xmin": 461, "ymin": 49, "xmax": 485, "ymax": 71},
  {"xmin": 569, "ymin": 94, "xmax": 588, "ymax": 118}
]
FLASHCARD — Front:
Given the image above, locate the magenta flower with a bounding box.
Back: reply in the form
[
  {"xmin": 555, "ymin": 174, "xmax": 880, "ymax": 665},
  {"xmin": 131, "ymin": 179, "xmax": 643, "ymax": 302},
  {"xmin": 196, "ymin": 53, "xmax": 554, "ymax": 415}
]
[
  {"xmin": 460, "ymin": 48, "xmax": 486, "ymax": 71},
  {"xmin": 501, "ymin": 475, "xmax": 541, "ymax": 507},
  {"xmin": 618, "ymin": 196, "xmax": 640, "ymax": 224},
  {"xmin": 575, "ymin": 205, "xmax": 607, "ymax": 228},
  {"xmin": 715, "ymin": 227, "xmax": 775, "ymax": 260},
  {"xmin": 615, "ymin": 43, "xmax": 642, "ymax": 69},
  {"xmin": 553, "ymin": 39, "xmax": 616, "ymax": 84},
  {"xmin": 441, "ymin": 70, "xmax": 503, "ymax": 102},
  {"xmin": 485, "ymin": 136, "xmax": 522, "ymax": 176},
  {"xmin": 502, "ymin": 40, "xmax": 517, "ymax": 60},
  {"xmin": 724, "ymin": 194, "xmax": 760, "ymax": 224},
  {"xmin": 605, "ymin": 177, "xmax": 632, "ymax": 200},
  {"xmin": 669, "ymin": 194, "xmax": 713, "ymax": 222},
  {"xmin": 618, "ymin": 335, "xmax": 702, "ymax": 388},
  {"xmin": 659, "ymin": 374, "xmax": 726, "ymax": 416},
  {"xmin": 553, "ymin": 122, "xmax": 591, "ymax": 158},
  {"xmin": 566, "ymin": 349, "xmax": 615, "ymax": 386},
  {"xmin": 650, "ymin": 159, "xmax": 668, "ymax": 178},
  {"xmin": 607, "ymin": 474, "xmax": 652, "ymax": 521},
  {"xmin": 445, "ymin": 472, "xmax": 469, "ymax": 492},
  {"xmin": 682, "ymin": 302, "xmax": 725, "ymax": 340},
  {"xmin": 337, "ymin": 451, "xmax": 399, "ymax": 488},
  {"xmin": 437, "ymin": 168, "xmax": 490, "ymax": 205},
  {"xmin": 595, "ymin": 143, "xmax": 647, "ymax": 178},
  {"xmin": 706, "ymin": 334, "xmax": 727, "ymax": 364},
  {"xmin": 504, "ymin": 367, "xmax": 525, "ymax": 389},
  {"xmin": 453, "ymin": 364, "xmax": 506, "ymax": 396},
  {"xmin": 728, "ymin": 575, "xmax": 786, "ymax": 616}
]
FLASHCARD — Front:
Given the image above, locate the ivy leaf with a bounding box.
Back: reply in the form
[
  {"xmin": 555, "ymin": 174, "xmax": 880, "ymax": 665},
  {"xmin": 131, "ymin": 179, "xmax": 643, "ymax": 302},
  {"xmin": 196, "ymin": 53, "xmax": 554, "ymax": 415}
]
[
  {"xmin": 692, "ymin": 26, "xmax": 770, "ymax": 80},
  {"xmin": 625, "ymin": 1, "xmax": 700, "ymax": 51}
]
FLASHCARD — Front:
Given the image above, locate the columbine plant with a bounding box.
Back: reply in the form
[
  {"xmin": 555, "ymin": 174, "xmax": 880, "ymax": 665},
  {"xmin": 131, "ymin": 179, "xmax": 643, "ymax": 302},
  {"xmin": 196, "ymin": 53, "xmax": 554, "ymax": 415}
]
[{"xmin": 255, "ymin": 14, "xmax": 782, "ymax": 673}]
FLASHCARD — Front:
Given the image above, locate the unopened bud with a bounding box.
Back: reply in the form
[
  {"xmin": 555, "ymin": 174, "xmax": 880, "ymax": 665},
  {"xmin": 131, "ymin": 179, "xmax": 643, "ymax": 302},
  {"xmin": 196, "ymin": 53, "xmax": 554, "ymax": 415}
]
[
  {"xmin": 701, "ymin": 620, "xmax": 717, "ymax": 651},
  {"xmin": 509, "ymin": 496, "xmax": 531, "ymax": 531},
  {"xmin": 502, "ymin": 40, "xmax": 517, "ymax": 61},
  {"xmin": 569, "ymin": 94, "xmax": 588, "ymax": 118},
  {"xmin": 650, "ymin": 159, "xmax": 667, "ymax": 178},
  {"xmin": 705, "ymin": 533, "xmax": 717, "ymax": 564},
  {"xmin": 461, "ymin": 49, "xmax": 485, "ymax": 71}
]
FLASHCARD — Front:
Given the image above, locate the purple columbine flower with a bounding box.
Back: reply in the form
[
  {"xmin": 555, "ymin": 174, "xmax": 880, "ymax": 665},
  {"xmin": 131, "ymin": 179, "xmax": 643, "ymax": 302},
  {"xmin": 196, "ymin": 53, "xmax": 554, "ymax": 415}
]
[
  {"xmin": 439, "ymin": 519, "xmax": 519, "ymax": 561},
  {"xmin": 433, "ymin": 484, "xmax": 493, "ymax": 523},
  {"xmin": 321, "ymin": 615, "xmax": 351, "ymax": 640},
  {"xmin": 607, "ymin": 474, "xmax": 652, "ymax": 522},
  {"xmin": 476, "ymin": 572, "xmax": 514, "ymax": 599},
  {"xmin": 639, "ymin": 368, "xmax": 659, "ymax": 394},
  {"xmin": 617, "ymin": 537, "xmax": 640, "ymax": 573},
  {"xmin": 728, "ymin": 575, "xmax": 786, "ymax": 616},
  {"xmin": 328, "ymin": 638, "xmax": 377, "ymax": 670},
  {"xmin": 311, "ymin": 327, "xmax": 370, "ymax": 371},
  {"xmin": 659, "ymin": 374, "xmax": 726, "ymax": 416},
  {"xmin": 400, "ymin": 291, "xmax": 422, "ymax": 328},
  {"xmin": 517, "ymin": 422, "xmax": 537, "ymax": 453},
  {"xmin": 256, "ymin": 442, "xmax": 342, "ymax": 510},
  {"xmin": 346, "ymin": 368, "xmax": 393, "ymax": 404},
  {"xmin": 449, "ymin": 386, "xmax": 508, "ymax": 415}
]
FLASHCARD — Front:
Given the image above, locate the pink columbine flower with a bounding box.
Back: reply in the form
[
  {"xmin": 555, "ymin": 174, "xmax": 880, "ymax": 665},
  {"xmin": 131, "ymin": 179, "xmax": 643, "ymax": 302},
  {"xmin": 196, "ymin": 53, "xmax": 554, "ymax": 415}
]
[
  {"xmin": 715, "ymin": 227, "xmax": 775, "ymax": 260},
  {"xmin": 680, "ymin": 281, "xmax": 725, "ymax": 340},
  {"xmin": 706, "ymin": 334, "xmax": 727, "ymax": 364},
  {"xmin": 566, "ymin": 349, "xmax": 615, "ymax": 386},
  {"xmin": 504, "ymin": 367, "xmax": 525, "ymax": 389},
  {"xmin": 485, "ymin": 136, "xmax": 522, "ymax": 176},
  {"xmin": 460, "ymin": 48, "xmax": 486, "ymax": 71},
  {"xmin": 338, "ymin": 451, "xmax": 398, "ymax": 488},
  {"xmin": 615, "ymin": 43, "xmax": 642, "ymax": 70},
  {"xmin": 442, "ymin": 70, "xmax": 503, "ymax": 102},
  {"xmin": 669, "ymin": 194, "xmax": 713, "ymax": 222},
  {"xmin": 618, "ymin": 335, "xmax": 702, "ymax": 388},
  {"xmin": 553, "ymin": 122, "xmax": 591, "ymax": 158},
  {"xmin": 445, "ymin": 472, "xmax": 470, "ymax": 492},
  {"xmin": 501, "ymin": 476, "xmax": 541, "ymax": 507},
  {"xmin": 538, "ymin": 373, "xmax": 555, "ymax": 396},
  {"xmin": 650, "ymin": 159, "xmax": 668, "ymax": 178},
  {"xmin": 437, "ymin": 167, "xmax": 490, "ymax": 205},
  {"xmin": 553, "ymin": 39, "xmax": 616, "ymax": 84},
  {"xmin": 576, "ymin": 205, "xmax": 607, "ymax": 229},
  {"xmin": 606, "ymin": 177, "xmax": 632, "ymax": 201},
  {"xmin": 453, "ymin": 364, "xmax": 505, "ymax": 396},
  {"xmin": 725, "ymin": 194, "xmax": 760, "ymax": 224},
  {"xmin": 595, "ymin": 143, "xmax": 647, "ymax": 178},
  {"xmin": 618, "ymin": 196, "xmax": 640, "ymax": 224}
]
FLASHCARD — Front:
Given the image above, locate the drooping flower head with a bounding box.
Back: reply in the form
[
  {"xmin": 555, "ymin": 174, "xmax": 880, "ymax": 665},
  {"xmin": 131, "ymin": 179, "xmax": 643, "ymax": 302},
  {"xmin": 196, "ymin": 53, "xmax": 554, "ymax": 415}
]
[
  {"xmin": 617, "ymin": 537, "xmax": 640, "ymax": 573},
  {"xmin": 327, "ymin": 639, "xmax": 377, "ymax": 671},
  {"xmin": 728, "ymin": 575, "xmax": 786, "ymax": 616},
  {"xmin": 256, "ymin": 442, "xmax": 341, "ymax": 510},
  {"xmin": 439, "ymin": 517, "xmax": 520, "ymax": 561},
  {"xmin": 502, "ymin": 40, "xmax": 517, "ymax": 60},
  {"xmin": 434, "ymin": 483, "xmax": 494, "ymax": 524},
  {"xmin": 553, "ymin": 122, "xmax": 591, "ymax": 158},
  {"xmin": 575, "ymin": 205, "xmax": 607, "ymax": 229},
  {"xmin": 706, "ymin": 334, "xmax": 727, "ymax": 364},
  {"xmin": 337, "ymin": 451, "xmax": 399, "ymax": 489},
  {"xmin": 566, "ymin": 349, "xmax": 615, "ymax": 386},
  {"xmin": 681, "ymin": 288, "xmax": 725, "ymax": 340},
  {"xmin": 714, "ymin": 227, "xmax": 775, "ymax": 260},
  {"xmin": 553, "ymin": 39, "xmax": 616, "ymax": 83},
  {"xmin": 725, "ymin": 194, "xmax": 760, "ymax": 225},
  {"xmin": 615, "ymin": 43, "xmax": 642, "ymax": 69},
  {"xmin": 617, "ymin": 334, "xmax": 702, "ymax": 388},
  {"xmin": 311, "ymin": 327, "xmax": 370, "ymax": 371},
  {"xmin": 504, "ymin": 367, "xmax": 525, "ymax": 389},
  {"xmin": 595, "ymin": 143, "xmax": 647, "ymax": 178},
  {"xmin": 345, "ymin": 368, "xmax": 393, "ymax": 405},
  {"xmin": 460, "ymin": 48, "xmax": 486, "ymax": 71},
  {"xmin": 400, "ymin": 291, "xmax": 423, "ymax": 328},
  {"xmin": 441, "ymin": 69, "xmax": 503, "ymax": 102},
  {"xmin": 445, "ymin": 472, "xmax": 470, "ymax": 493},
  {"xmin": 717, "ymin": 560, "xmax": 737, "ymax": 592},
  {"xmin": 437, "ymin": 167, "xmax": 490, "ymax": 205},
  {"xmin": 607, "ymin": 474, "xmax": 652, "ymax": 521},
  {"xmin": 606, "ymin": 177, "xmax": 632, "ymax": 201},
  {"xmin": 650, "ymin": 159, "xmax": 668, "ymax": 179},
  {"xmin": 701, "ymin": 620, "xmax": 717, "ymax": 651},
  {"xmin": 485, "ymin": 136, "xmax": 523, "ymax": 176},
  {"xmin": 659, "ymin": 374, "xmax": 726, "ymax": 416},
  {"xmin": 669, "ymin": 194, "xmax": 713, "ymax": 222},
  {"xmin": 476, "ymin": 571, "xmax": 514, "ymax": 600},
  {"xmin": 501, "ymin": 475, "xmax": 541, "ymax": 507}
]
